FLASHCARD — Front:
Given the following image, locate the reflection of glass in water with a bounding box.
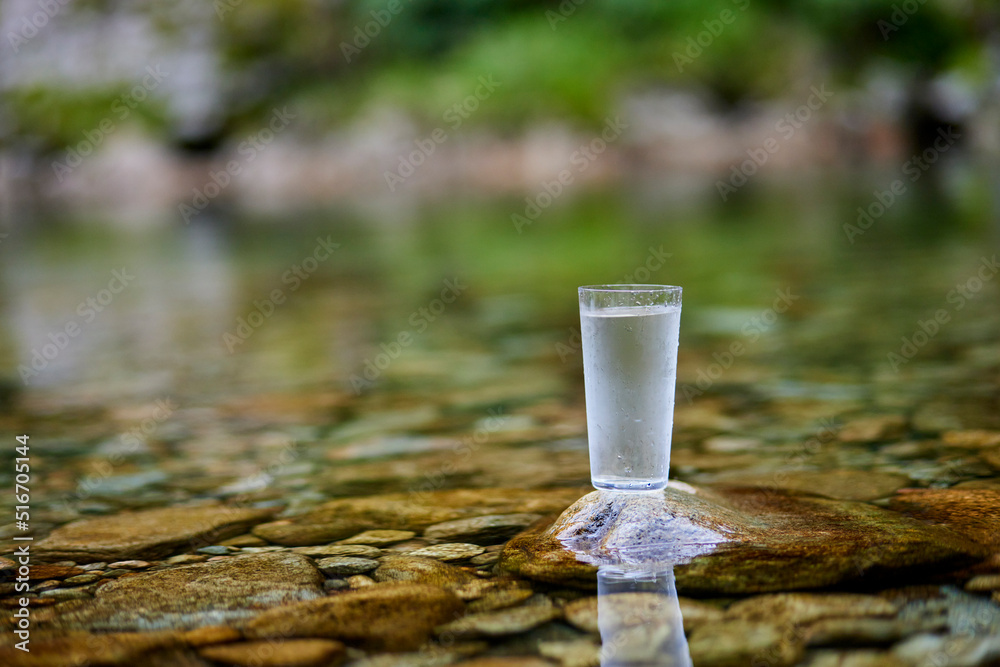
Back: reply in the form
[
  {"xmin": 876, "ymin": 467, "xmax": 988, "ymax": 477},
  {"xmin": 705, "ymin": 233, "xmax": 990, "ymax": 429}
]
[{"xmin": 597, "ymin": 564, "xmax": 692, "ymax": 667}]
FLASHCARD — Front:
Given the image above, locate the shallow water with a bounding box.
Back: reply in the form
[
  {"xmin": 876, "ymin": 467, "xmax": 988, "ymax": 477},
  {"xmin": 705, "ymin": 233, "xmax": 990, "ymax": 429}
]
[{"xmin": 1, "ymin": 169, "xmax": 999, "ymax": 664}]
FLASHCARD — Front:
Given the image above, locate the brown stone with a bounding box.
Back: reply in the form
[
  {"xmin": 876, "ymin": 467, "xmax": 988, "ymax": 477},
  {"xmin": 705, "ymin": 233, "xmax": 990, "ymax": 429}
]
[
  {"xmin": 30, "ymin": 505, "xmax": 277, "ymax": 563},
  {"xmin": 889, "ymin": 488, "xmax": 1000, "ymax": 548},
  {"xmin": 372, "ymin": 555, "xmax": 475, "ymax": 590},
  {"xmin": 244, "ymin": 583, "xmax": 464, "ymax": 652},
  {"xmin": 0, "ymin": 631, "xmax": 185, "ymax": 667},
  {"xmin": 198, "ymin": 639, "xmax": 346, "ymax": 667},
  {"xmin": 180, "ymin": 625, "xmax": 243, "ymax": 646}
]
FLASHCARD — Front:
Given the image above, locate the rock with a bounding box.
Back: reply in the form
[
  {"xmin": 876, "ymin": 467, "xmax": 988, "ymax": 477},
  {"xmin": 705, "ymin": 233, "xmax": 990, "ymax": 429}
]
[
  {"xmin": 108, "ymin": 560, "xmax": 152, "ymax": 569},
  {"xmin": 291, "ymin": 545, "xmax": 381, "ymax": 558},
  {"xmin": 198, "ymin": 546, "xmax": 233, "ymax": 555},
  {"xmin": 435, "ymin": 604, "xmax": 562, "ymax": 639},
  {"xmin": 725, "ymin": 593, "xmax": 899, "ymax": 625},
  {"xmin": 63, "ymin": 573, "xmax": 102, "ymax": 585},
  {"xmin": 942, "ymin": 430, "xmax": 1000, "ymax": 448},
  {"xmin": 799, "ymin": 650, "xmax": 909, "ymax": 667},
  {"xmin": 893, "ymin": 632, "xmax": 1000, "ymax": 666},
  {"xmin": 347, "ymin": 575, "xmax": 376, "ymax": 588},
  {"xmin": 43, "ymin": 552, "xmax": 324, "ymax": 631},
  {"xmin": 253, "ymin": 488, "xmax": 583, "ymax": 546},
  {"xmin": 452, "ymin": 659, "xmax": 553, "ymax": 667},
  {"xmin": 563, "ymin": 594, "xmax": 723, "ymax": 635},
  {"xmin": 470, "ymin": 552, "xmax": 500, "ymax": 567},
  {"xmin": 0, "ymin": 631, "xmax": 185, "ymax": 667},
  {"xmin": 29, "ymin": 505, "xmax": 276, "ymax": 563},
  {"xmin": 407, "ymin": 544, "xmax": 486, "ymax": 562},
  {"xmin": 500, "ymin": 486, "xmax": 985, "ymax": 595},
  {"xmin": 688, "ymin": 619, "xmax": 804, "ymax": 667},
  {"xmin": 701, "ymin": 469, "xmax": 912, "ymax": 501},
  {"xmin": 423, "ymin": 514, "xmax": 543, "ymax": 545},
  {"xmin": 39, "ymin": 588, "xmax": 93, "ymax": 601},
  {"xmin": 198, "ymin": 639, "xmax": 346, "ymax": 666},
  {"xmin": 165, "ymin": 554, "xmax": 207, "ymax": 565},
  {"xmin": 538, "ymin": 639, "xmax": 601, "ymax": 667},
  {"xmin": 965, "ymin": 574, "xmax": 1000, "ymax": 592},
  {"xmin": 838, "ymin": 415, "xmax": 907, "ymax": 443},
  {"xmin": 14, "ymin": 564, "xmax": 86, "ymax": 580},
  {"xmin": 338, "ymin": 530, "xmax": 416, "ymax": 546},
  {"xmin": 316, "ymin": 557, "xmax": 378, "ymax": 575},
  {"xmin": 180, "ymin": 625, "xmax": 242, "ymax": 646},
  {"xmin": 373, "ymin": 555, "xmax": 475, "ymax": 590},
  {"xmin": 466, "ymin": 586, "xmax": 535, "ymax": 613},
  {"xmin": 244, "ymin": 583, "xmax": 463, "ymax": 652},
  {"xmin": 889, "ymin": 489, "xmax": 1000, "ymax": 548},
  {"xmin": 220, "ymin": 534, "xmax": 269, "ymax": 548},
  {"xmin": 803, "ymin": 616, "xmax": 947, "ymax": 647}
]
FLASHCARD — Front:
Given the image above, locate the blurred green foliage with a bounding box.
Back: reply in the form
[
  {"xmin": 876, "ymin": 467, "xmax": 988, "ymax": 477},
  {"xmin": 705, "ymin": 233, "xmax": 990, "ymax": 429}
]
[{"xmin": 5, "ymin": 0, "xmax": 995, "ymax": 149}]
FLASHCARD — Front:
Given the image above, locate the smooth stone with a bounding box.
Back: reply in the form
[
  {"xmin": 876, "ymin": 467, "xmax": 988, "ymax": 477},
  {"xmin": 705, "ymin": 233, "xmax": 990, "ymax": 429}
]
[
  {"xmin": 198, "ymin": 546, "xmax": 233, "ymax": 555},
  {"xmin": 965, "ymin": 574, "xmax": 1000, "ymax": 592},
  {"xmin": 563, "ymin": 595, "xmax": 724, "ymax": 635},
  {"xmin": 837, "ymin": 415, "xmax": 908, "ymax": 442},
  {"xmin": 688, "ymin": 619, "xmax": 804, "ymax": 667},
  {"xmin": 63, "ymin": 573, "xmax": 102, "ymax": 585},
  {"xmin": 499, "ymin": 486, "xmax": 985, "ymax": 594},
  {"xmin": 253, "ymin": 488, "xmax": 584, "ymax": 546},
  {"xmin": 198, "ymin": 639, "xmax": 346, "ymax": 667},
  {"xmin": 373, "ymin": 555, "xmax": 475, "ymax": 590},
  {"xmin": 0, "ymin": 631, "xmax": 184, "ymax": 667},
  {"xmin": 700, "ymin": 469, "xmax": 912, "ymax": 501},
  {"xmin": 893, "ymin": 632, "xmax": 1000, "ymax": 666},
  {"xmin": 804, "ymin": 616, "xmax": 948, "ymax": 646},
  {"xmin": 470, "ymin": 552, "xmax": 501, "ymax": 567},
  {"xmin": 39, "ymin": 588, "xmax": 93, "ymax": 601},
  {"xmin": 466, "ymin": 587, "xmax": 535, "ymax": 613},
  {"xmin": 347, "ymin": 575, "xmax": 376, "ymax": 588},
  {"xmin": 17, "ymin": 564, "xmax": 86, "ymax": 580},
  {"xmin": 338, "ymin": 530, "xmax": 416, "ymax": 546},
  {"xmin": 316, "ymin": 557, "xmax": 378, "ymax": 575},
  {"xmin": 108, "ymin": 560, "xmax": 152, "ymax": 569},
  {"xmin": 292, "ymin": 545, "xmax": 381, "ymax": 558},
  {"xmin": 165, "ymin": 554, "xmax": 207, "ymax": 565},
  {"xmin": 42, "ymin": 552, "xmax": 324, "ymax": 631},
  {"xmin": 799, "ymin": 649, "xmax": 908, "ymax": 667},
  {"xmin": 942, "ymin": 430, "xmax": 1000, "ymax": 448},
  {"xmin": 452, "ymin": 660, "xmax": 553, "ymax": 667},
  {"xmin": 78, "ymin": 562, "xmax": 108, "ymax": 571},
  {"xmin": 30, "ymin": 505, "xmax": 276, "ymax": 563},
  {"xmin": 725, "ymin": 593, "xmax": 899, "ymax": 624},
  {"xmin": 180, "ymin": 625, "xmax": 243, "ymax": 646},
  {"xmin": 435, "ymin": 604, "xmax": 562, "ymax": 639},
  {"xmin": 538, "ymin": 639, "xmax": 601, "ymax": 667},
  {"xmin": 423, "ymin": 515, "xmax": 543, "ymax": 545},
  {"xmin": 220, "ymin": 534, "xmax": 269, "ymax": 548},
  {"xmin": 889, "ymin": 489, "xmax": 1000, "ymax": 548},
  {"xmin": 407, "ymin": 543, "xmax": 486, "ymax": 562},
  {"xmin": 244, "ymin": 583, "xmax": 464, "ymax": 652}
]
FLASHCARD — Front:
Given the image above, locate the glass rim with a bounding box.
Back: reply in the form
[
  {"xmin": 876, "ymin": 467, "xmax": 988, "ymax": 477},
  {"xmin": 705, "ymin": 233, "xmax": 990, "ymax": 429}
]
[{"xmin": 579, "ymin": 284, "xmax": 682, "ymax": 293}]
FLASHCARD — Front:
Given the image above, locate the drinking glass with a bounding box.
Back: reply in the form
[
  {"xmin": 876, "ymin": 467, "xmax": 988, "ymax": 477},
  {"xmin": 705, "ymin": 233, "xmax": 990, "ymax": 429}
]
[{"xmin": 579, "ymin": 285, "xmax": 682, "ymax": 491}]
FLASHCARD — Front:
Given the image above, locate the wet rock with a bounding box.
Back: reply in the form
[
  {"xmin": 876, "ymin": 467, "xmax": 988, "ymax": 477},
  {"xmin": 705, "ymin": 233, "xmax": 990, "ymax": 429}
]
[
  {"xmin": 965, "ymin": 574, "xmax": 1000, "ymax": 592},
  {"xmin": 701, "ymin": 469, "xmax": 911, "ymax": 501},
  {"xmin": 347, "ymin": 574, "xmax": 376, "ymax": 588},
  {"xmin": 0, "ymin": 631, "xmax": 185, "ymax": 667},
  {"xmin": 108, "ymin": 560, "xmax": 152, "ymax": 569},
  {"xmin": 423, "ymin": 515, "xmax": 544, "ymax": 545},
  {"xmin": 373, "ymin": 555, "xmax": 475, "ymax": 590},
  {"xmin": 338, "ymin": 530, "xmax": 416, "ymax": 546},
  {"xmin": 291, "ymin": 545, "xmax": 381, "ymax": 558},
  {"xmin": 39, "ymin": 588, "xmax": 93, "ymax": 601},
  {"xmin": 44, "ymin": 552, "xmax": 324, "ymax": 631},
  {"xmin": 166, "ymin": 554, "xmax": 207, "ymax": 565},
  {"xmin": 500, "ymin": 486, "xmax": 984, "ymax": 594},
  {"xmin": 800, "ymin": 650, "xmax": 908, "ymax": 667},
  {"xmin": 63, "ymin": 573, "xmax": 102, "ymax": 585},
  {"xmin": 244, "ymin": 583, "xmax": 464, "ymax": 652},
  {"xmin": 316, "ymin": 556, "xmax": 378, "ymax": 575},
  {"xmin": 563, "ymin": 594, "xmax": 723, "ymax": 635},
  {"xmin": 466, "ymin": 586, "xmax": 535, "ymax": 613},
  {"xmin": 219, "ymin": 534, "xmax": 269, "ymax": 548},
  {"xmin": 11, "ymin": 564, "xmax": 86, "ymax": 580},
  {"xmin": 942, "ymin": 430, "xmax": 1000, "ymax": 448},
  {"xmin": 889, "ymin": 489, "xmax": 1000, "ymax": 548},
  {"xmin": 893, "ymin": 633, "xmax": 1000, "ymax": 666},
  {"xmin": 407, "ymin": 543, "xmax": 485, "ymax": 562},
  {"xmin": 30, "ymin": 505, "xmax": 276, "ymax": 563},
  {"xmin": 838, "ymin": 415, "xmax": 907, "ymax": 443},
  {"xmin": 452, "ymin": 659, "xmax": 553, "ymax": 667},
  {"xmin": 253, "ymin": 488, "xmax": 583, "ymax": 546},
  {"xmin": 198, "ymin": 639, "xmax": 346, "ymax": 667},
  {"xmin": 688, "ymin": 619, "xmax": 804, "ymax": 667},
  {"xmin": 198, "ymin": 546, "xmax": 233, "ymax": 555},
  {"xmin": 725, "ymin": 593, "xmax": 899, "ymax": 625},
  {"xmin": 803, "ymin": 616, "xmax": 947, "ymax": 647},
  {"xmin": 180, "ymin": 625, "xmax": 242, "ymax": 646},
  {"xmin": 470, "ymin": 552, "xmax": 501, "ymax": 567},
  {"xmin": 538, "ymin": 639, "xmax": 600, "ymax": 667},
  {"xmin": 435, "ymin": 604, "xmax": 562, "ymax": 639}
]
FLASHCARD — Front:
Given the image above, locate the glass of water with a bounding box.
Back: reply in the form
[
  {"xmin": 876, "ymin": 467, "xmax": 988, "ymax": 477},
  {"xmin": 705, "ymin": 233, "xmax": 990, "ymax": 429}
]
[{"xmin": 579, "ymin": 285, "xmax": 682, "ymax": 491}]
